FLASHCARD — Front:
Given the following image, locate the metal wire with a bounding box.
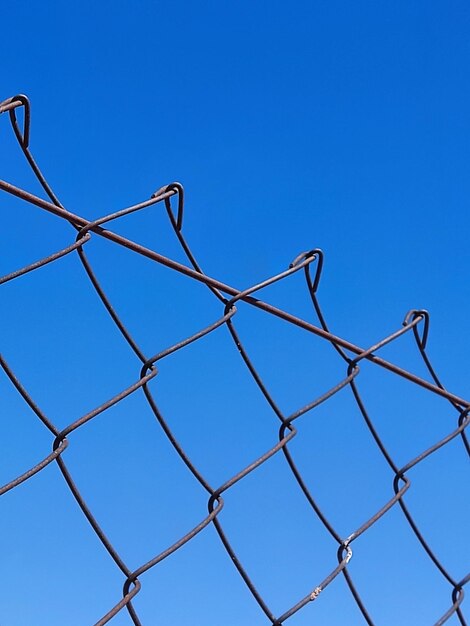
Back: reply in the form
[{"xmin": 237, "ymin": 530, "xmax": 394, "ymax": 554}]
[{"xmin": 1, "ymin": 94, "xmax": 468, "ymax": 625}]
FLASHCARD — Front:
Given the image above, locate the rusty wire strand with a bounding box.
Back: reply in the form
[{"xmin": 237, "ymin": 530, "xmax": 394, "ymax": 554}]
[{"xmin": 0, "ymin": 95, "xmax": 468, "ymax": 625}]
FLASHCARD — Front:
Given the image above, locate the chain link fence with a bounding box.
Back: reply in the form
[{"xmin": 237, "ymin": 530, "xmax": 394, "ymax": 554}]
[{"xmin": 0, "ymin": 95, "xmax": 468, "ymax": 625}]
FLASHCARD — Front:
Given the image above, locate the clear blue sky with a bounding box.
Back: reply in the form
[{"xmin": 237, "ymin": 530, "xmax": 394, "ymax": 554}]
[{"xmin": 0, "ymin": 1, "xmax": 469, "ymax": 625}]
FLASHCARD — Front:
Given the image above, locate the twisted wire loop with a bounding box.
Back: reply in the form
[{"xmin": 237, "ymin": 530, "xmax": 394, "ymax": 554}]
[{"xmin": 1, "ymin": 95, "xmax": 468, "ymax": 625}]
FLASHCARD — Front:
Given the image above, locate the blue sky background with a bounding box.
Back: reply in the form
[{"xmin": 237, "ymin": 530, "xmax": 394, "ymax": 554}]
[{"xmin": 1, "ymin": 1, "xmax": 469, "ymax": 625}]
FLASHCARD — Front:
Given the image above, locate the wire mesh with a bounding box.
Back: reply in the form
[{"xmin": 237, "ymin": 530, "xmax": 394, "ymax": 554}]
[{"xmin": 0, "ymin": 94, "xmax": 468, "ymax": 625}]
